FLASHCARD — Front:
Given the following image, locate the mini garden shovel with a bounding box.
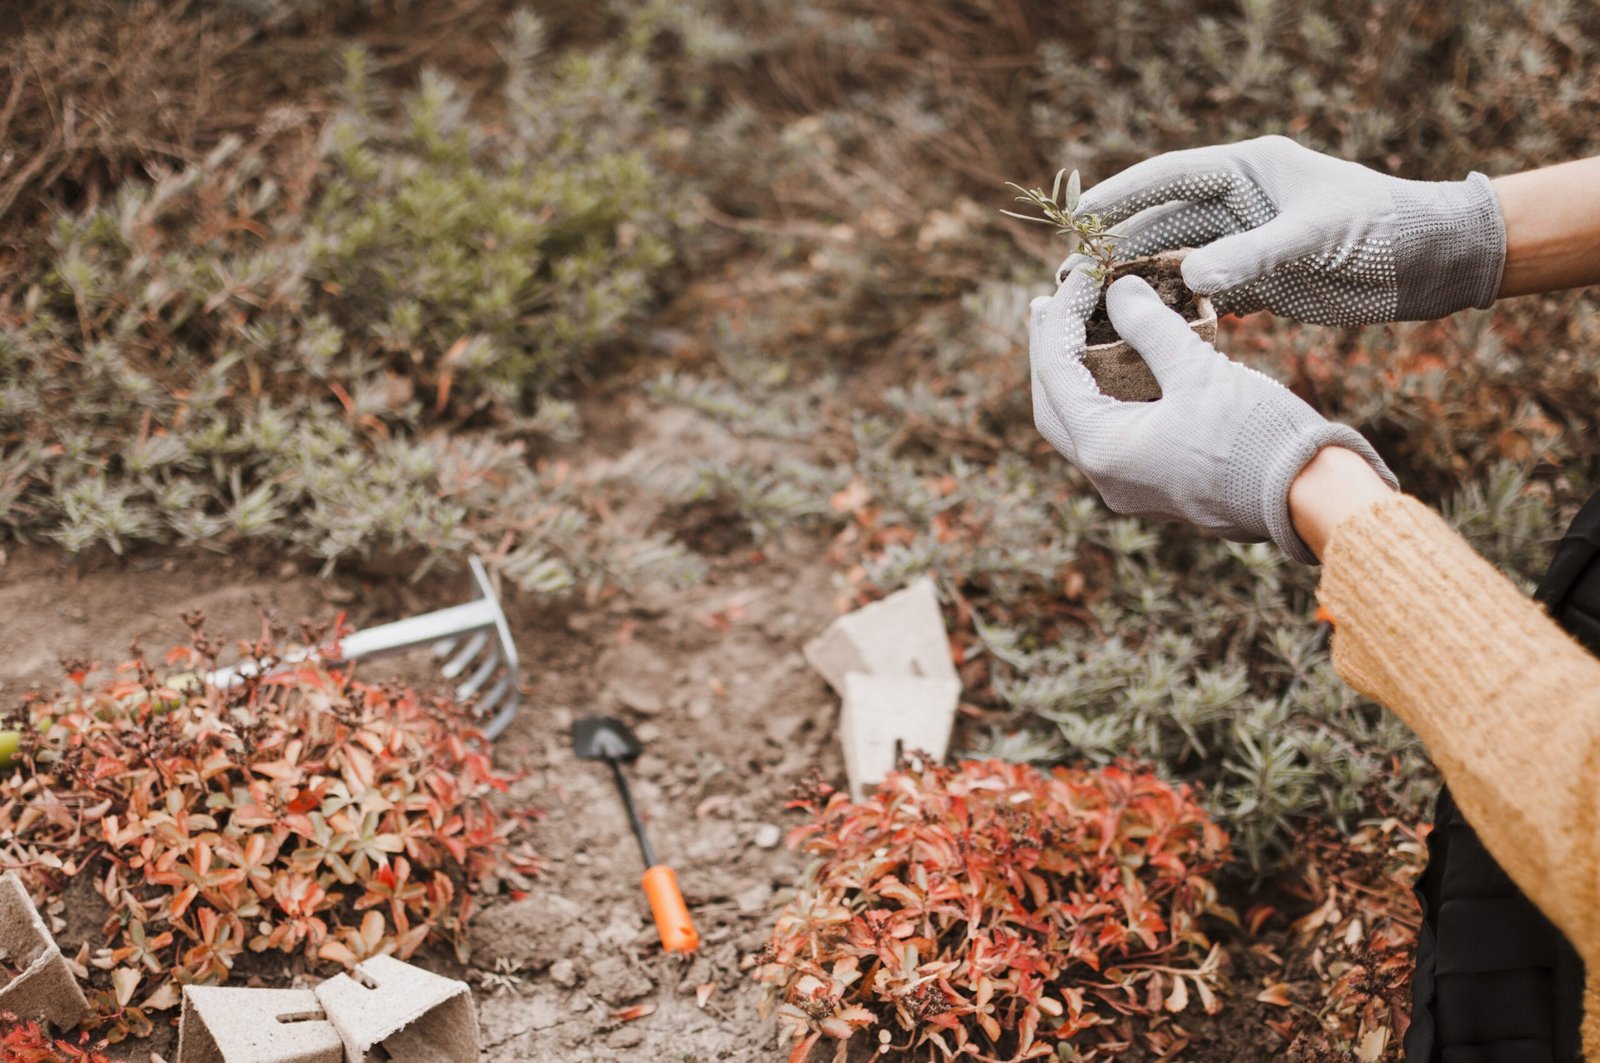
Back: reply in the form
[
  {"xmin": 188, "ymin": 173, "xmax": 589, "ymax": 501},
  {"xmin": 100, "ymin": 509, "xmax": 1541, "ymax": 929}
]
[{"xmin": 572, "ymin": 715, "xmax": 699, "ymax": 954}]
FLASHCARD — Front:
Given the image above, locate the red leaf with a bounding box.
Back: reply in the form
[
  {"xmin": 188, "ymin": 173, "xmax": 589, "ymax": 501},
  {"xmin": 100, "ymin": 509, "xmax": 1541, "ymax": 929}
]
[
  {"xmin": 788, "ymin": 1032, "xmax": 821, "ymax": 1063},
  {"xmin": 611, "ymin": 1003, "xmax": 656, "ymax": 1023},
  {"xmin": 1255, "ymin": 983, "xmax": 1294, "ymax": 1007}
]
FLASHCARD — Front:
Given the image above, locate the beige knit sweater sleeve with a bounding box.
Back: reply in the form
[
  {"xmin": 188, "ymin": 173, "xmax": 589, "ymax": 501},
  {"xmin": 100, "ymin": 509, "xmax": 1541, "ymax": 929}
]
[{"xmin": 1319, "ymin": 493, "xmax": 1600, "ymax": 1046}]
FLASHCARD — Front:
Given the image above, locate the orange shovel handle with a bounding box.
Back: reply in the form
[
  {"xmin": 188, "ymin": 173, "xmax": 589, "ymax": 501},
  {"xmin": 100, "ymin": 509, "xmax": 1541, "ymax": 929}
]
[{"xmin": 641, "ymin": 865, "xmax": 698, "ymax": 953}]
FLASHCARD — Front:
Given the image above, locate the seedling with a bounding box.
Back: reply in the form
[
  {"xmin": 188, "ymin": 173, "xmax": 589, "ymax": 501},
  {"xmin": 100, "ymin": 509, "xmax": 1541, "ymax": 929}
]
[{"xmin": 1004, "ymin": 168, "xmax": 1122, "ymax": 280}]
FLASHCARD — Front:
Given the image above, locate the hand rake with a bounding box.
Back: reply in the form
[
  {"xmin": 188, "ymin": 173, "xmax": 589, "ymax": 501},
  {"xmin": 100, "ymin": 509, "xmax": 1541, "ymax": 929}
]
[{"xmin": 208, "ymin": 557, "xmax": 522, "ymax": 739}]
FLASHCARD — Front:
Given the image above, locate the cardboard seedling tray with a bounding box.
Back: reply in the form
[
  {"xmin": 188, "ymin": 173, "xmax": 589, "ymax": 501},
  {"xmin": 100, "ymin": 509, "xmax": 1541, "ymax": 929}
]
[
  {"xmin": 803, "ymin": 577, "xmax": 958, "ymax": 695},
  {"xmin": 840, "ymin": 672, "xmax": 961, "ymax": 801},
  {"xmin": 1079, "ymin": 251, "xmax": 1218, "ymax": 403},
  {"xmin": 313, "ymin": 954, "xmax": 478, "ymax": 1063},
  {"xmin": 803, "ymin": 576, "xmax": 964, "ymax": 800},
  {"xmin": 177, "ymin": 986, "xmax": 343, "ymax": 1063},
  {"xmin": 0, "ymin": 872, "xmax": 88, "ymax": 1030}
]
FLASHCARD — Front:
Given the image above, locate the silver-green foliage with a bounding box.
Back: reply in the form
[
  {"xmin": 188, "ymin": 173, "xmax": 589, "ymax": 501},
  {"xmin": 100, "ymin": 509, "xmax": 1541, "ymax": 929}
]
[{"xmin": 0, "ymin": 10, "xmax": 697, "ymax": 593}]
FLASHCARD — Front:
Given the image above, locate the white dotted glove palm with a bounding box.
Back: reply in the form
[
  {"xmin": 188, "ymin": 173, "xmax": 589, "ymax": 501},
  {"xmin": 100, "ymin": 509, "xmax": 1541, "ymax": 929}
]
[
  {"xmin": 1067, "ymin": 136, "xmax": 1505, "ymax": 326},
  {"xmin": 1029, "ymin": 269, "xmax": 1398, "ymax": 563}
]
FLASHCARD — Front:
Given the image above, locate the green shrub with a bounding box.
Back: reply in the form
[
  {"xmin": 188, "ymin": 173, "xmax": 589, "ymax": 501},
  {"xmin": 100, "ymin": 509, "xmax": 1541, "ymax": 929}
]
[{"xmin": 313, "ymin": 17, "xmax": 684, "ymax": 404}]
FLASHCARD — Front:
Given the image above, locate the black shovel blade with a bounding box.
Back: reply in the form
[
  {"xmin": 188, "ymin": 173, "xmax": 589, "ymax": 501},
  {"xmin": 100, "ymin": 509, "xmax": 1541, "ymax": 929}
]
[{"xmin": 572, "ymin": 715, "xmax": 643, "ymax": 762}]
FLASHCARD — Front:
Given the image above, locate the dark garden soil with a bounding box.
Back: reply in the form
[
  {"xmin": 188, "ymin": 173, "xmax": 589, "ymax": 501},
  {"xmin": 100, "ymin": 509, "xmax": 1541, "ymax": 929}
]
[
  {"xmin": 0, "ymin": 393, "xmax": 1375, "ymax": 1062},
  {"xmin": 1085, "ymin": 257, "xmax": 1203, "ymax": 346}
]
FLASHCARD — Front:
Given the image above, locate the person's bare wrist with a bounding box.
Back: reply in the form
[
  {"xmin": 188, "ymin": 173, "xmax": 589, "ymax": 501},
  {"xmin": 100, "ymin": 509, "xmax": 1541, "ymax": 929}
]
[
  {"xmin": 1289, "ymin": 446, "xmax": 1398, "ymax": 560},
  {"xmin": 1493, "ymin": 157, "xmax": 1600, "ymax": 298}
]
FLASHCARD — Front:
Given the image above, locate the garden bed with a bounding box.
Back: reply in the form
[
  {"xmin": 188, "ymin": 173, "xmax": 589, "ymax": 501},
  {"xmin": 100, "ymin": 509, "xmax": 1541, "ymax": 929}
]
[
  {"xmin": 5, "ymin": 0, "xmax": 1591, "ymax": 1058},
  {"xmin": 0, "ymin": 392, "xmax": 1420, "ymax": 1061}
]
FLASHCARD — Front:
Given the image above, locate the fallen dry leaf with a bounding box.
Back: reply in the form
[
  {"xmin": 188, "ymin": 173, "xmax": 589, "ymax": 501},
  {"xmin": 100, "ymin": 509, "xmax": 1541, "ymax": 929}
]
[
  {"xmin": 829, "ymin": 480, "xmax": 872, "ymax": 513},
  {"xmin": 1246, "ymin": 904, "xmax": 1278, "ymax": 934},
  {"xmin": 696, "ymin": 982, "xmax": 715, "ymax": 1008},
  {"xmin": 1255, "ymin": 982, "xmax": 1294, "ymax": 1007},
  {"xmin": 612, "ymin": 1003, "xmax": 657, "ymax": 1023},
  {"xmin": 111, "ymin": 966, "xmax": 141, "ymax": 1007},
  {"xmin": 143, "ymin": 980, "xmax": 182, "ymax": 1011},
  {"xmin": 695, "ymin": 794, "xmax": 733, "ymax": 819}
]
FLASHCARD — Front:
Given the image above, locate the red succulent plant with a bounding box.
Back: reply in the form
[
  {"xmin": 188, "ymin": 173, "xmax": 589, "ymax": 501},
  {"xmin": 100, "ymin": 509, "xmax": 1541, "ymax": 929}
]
[
  {"xmin": 753, "ymin": 757, "xmax": 1230, "ymax": 1062},
  {"xmin": 0, "ymin": 622, "xmax": 539, "ymax": 1041}
]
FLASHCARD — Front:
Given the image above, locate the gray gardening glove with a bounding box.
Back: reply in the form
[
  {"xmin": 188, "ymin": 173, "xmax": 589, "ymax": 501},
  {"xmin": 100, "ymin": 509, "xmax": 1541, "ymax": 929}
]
[
  {"xmin": 1064, "ymin": 135, "xmax": 1505, "ymax": 326},
  {"xmin": 1028, "ymin": 268, "xmax": 1398, "ymax": 563}
]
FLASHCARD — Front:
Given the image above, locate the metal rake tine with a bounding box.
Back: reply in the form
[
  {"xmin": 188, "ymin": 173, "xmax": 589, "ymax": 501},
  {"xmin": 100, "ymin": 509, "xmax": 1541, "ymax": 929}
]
[
  {"xmin": 472, "ymin": 667, "xmax": 510, "ymax": 724},
  {"xmin": 468, "ymin": 556, "xmax": 520, "ymax": 739},
  {"xmin": 477, "ymin": 671, "xmax": 519, "ymax": 740},
  {"xmin": 457, "ymin": 647, "xmax": 499, "ymax": 700},
  {"xmin": 439, "ymin": 632, "xmax": 489, "ymax": 680},
  {"xmin": 201, "ymin": 557, "xmax": 522, "ymax": 736},
  {"xmin": 477, "ymin": 670, "xmax": 512, "ymax": 712}
]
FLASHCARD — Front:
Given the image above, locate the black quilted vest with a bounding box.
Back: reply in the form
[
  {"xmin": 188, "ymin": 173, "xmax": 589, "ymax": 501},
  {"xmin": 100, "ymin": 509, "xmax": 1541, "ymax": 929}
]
[{"xmin": 1405, "ymin": 491, "xmax": 1600, "ymax": 1062}]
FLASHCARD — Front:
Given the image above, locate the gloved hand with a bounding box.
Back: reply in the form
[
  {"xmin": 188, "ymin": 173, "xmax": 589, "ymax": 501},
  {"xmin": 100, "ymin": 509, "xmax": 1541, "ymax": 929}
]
[
  {"xmin": 1065, "ymin": 135, "xmax": 1506, "ymax": 326},
  {"xmin": 1029, "ymin": 268, "xmax": 1398, "ymax": 563}
]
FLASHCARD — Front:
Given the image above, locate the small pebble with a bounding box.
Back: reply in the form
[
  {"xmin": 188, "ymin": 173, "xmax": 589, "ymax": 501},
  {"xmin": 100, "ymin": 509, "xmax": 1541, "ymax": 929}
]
[
  {"xmin": 609, "ymin": 1027, "xmax": 645, "ymax": 1049},
  {"xmin": 753, "ymin": 824, "xmax": 782, "ymax": 850},
  {"xmin": 764, "ymin": 713, "xmax": 803, "ymax": 745},
  {"xmin": 549, "ymin": 958, "xmax": 579, "ymax": 988},
  {"xmin": 735, "ymin": 882, "xmax": 773, "ymax": 914},
  {"xmin": 613, "ymin": 679, "xmax": 664, "ymax": 715}
]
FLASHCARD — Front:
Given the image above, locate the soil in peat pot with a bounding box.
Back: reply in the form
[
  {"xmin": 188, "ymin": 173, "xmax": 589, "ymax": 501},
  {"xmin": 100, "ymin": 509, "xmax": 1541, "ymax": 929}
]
[{"xmin": 1084, "ymin": 256, "xmax": 1203, "ymax": 347}]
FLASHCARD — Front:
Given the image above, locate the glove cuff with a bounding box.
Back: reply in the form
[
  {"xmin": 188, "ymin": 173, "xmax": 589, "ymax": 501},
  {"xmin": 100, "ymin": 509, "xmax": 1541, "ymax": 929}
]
[
  {"xmin": 1392, "ymin": 172, "xmax": 1507, "ymax": 320},
  {"xmin": 1263, "ymin": 424, "xmax": 1400, "ymax": 565}
]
